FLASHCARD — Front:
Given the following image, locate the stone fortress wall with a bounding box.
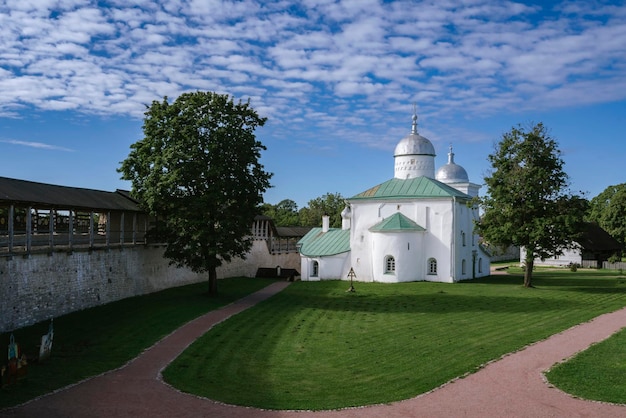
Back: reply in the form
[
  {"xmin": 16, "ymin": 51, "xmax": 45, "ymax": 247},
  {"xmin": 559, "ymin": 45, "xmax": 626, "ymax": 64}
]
[{"xmin": 0, "ymin": 241, "xmax": 300, "ymax": 333}]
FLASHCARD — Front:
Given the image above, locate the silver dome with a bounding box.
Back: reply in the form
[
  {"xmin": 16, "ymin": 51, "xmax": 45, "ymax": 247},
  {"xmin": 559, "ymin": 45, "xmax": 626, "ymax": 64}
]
[
  {"xmin": 436, "ymin": 147, "xmax": 469, "ymax": 183},
  {"xmin": 394, "ymin": 114, "xmax": 436, "ymax": 157},
  {"xmin": 394, "ymin": 133, "xmax": 436, "ymax": 156}
]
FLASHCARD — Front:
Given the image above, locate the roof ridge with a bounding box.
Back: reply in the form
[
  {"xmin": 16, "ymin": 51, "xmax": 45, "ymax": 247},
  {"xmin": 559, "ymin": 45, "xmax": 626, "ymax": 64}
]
[{"xmin": 351, "ymin": 176, "xmax": 469, "ymax": 200}]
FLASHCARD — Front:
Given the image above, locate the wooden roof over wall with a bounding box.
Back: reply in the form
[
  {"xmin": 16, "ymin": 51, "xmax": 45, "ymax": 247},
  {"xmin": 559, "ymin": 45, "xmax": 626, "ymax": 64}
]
[
  {"xmin": 0, "ymin": 176, "xmax": 143, "ymax": 212},
  {"xmin": 253, "ymin": 215, "xmax": 312, "ymax": 238},
  {"xmin": 579, "ymin": 223, "xmax": 623, "ymax": 252}
]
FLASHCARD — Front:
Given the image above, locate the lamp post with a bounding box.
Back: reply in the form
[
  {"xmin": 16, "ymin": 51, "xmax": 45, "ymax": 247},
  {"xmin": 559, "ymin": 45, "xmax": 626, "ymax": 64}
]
[{"xmin": 346, "ymin": 267, "xmax": 356, "ymax": 292}]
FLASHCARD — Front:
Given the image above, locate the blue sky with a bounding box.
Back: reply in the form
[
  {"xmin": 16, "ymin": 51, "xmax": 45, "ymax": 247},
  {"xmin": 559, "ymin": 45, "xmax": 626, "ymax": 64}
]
[{"xmin": 1, "ymin": 0, "xmax": 625, "ymax": 209}]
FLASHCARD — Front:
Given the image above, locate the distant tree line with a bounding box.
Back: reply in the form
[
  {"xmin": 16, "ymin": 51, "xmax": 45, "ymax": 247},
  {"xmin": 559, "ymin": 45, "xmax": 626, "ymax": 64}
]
[{"xmin": 260, "ymin": 192, "xmax": 346, "ymax": 228}]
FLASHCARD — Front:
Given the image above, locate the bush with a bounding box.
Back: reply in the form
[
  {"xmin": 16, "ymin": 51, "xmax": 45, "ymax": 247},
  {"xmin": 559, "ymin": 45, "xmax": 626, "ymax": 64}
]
[{"xmin": 608, "ymin": 253, "xmax": 621, "ymax": 264}]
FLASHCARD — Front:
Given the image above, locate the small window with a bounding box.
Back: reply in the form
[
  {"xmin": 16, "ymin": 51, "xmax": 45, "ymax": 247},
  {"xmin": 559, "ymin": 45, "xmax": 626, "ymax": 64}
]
[
  {"xmin": 462, "ymin": 259, "xmax": 467, "ymax": 275},
  {"xmin": 311, "ymin": 261, "xmax": 319, "ymax": 277},
  {"xmin": 461, "ymin": 231, "xmax": 466, "ymax": 246},
  {"xmin": 478, "ymin": 258, "xmax": 483, "ymax": 273},
  {"xmin": 428, "ymin": 258, "xmax": 437, "ymax": 275},
  {"xmin": 385, "ymin": 255, "xmax": 396, "ymax": 274}
]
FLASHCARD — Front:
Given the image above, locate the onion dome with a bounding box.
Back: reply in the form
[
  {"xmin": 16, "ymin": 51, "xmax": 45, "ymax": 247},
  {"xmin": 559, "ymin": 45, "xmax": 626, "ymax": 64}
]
[
  {"xmin": 394, "ymin": 114, "xmax": 436, "ymax": 157},
  {"xmin": 394, "ymin": 112, "xmax": 436, "ymax": 179},
  {"xmin": 436, "ymin": 145, "xmax": 469, "ymax": 183}
]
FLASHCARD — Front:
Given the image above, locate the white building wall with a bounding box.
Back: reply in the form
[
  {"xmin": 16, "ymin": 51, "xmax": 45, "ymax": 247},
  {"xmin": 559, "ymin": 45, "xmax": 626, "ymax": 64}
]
[
  {"xmin": 426, "ymin": 207, "xmax": 454, "ymax": 282},
  {"xmin": 300, "ymin": 253, "xmax": 349, "ymax": 281},
  {"xmin": 371, "ymin": 231, "xmax": 423, "ymax": 282},
  {"xmin": 349, "ymin": 199, "xmax": 458, "ymax": 283},
  {"xmin": 452, "ymin": 203, "xmax": 491, "ymax": 280},
  {"xmin": 300, "ymin": 257, "xmax": 317, "ymax": 281},
  {"xmin": 299, "ymin": 193, "xmax": 490, "ymax": 284},
  {"xmin": 446, "ymin": 182, "xmax": 480, "ymax": 198},
  {"xmin": 520, "ymin": 246, "xmax": 582, "ymax": 267},
  {"xmin": 348, "ymin": 203, "xmax": 374, "ymax": 282}
]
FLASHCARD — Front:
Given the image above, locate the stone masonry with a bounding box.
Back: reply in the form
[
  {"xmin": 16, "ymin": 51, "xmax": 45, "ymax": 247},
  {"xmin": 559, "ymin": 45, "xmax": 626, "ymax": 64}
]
[{"xmin": 0, "ymin": 240, "xmax": 301, "ymax": 332}]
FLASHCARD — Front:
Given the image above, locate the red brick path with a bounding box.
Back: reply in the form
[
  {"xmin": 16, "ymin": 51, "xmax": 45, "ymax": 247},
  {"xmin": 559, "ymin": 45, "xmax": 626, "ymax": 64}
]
[{"xmin": 3, "ymin": 280, "xmax": 626, "ymax": 418}]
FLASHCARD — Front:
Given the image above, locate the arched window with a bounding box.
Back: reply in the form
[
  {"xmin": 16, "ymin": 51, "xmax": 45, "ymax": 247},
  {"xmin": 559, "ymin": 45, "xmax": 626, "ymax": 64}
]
[
  {"xmin": 428, "ymin": 258, "xmax": 437, "ymax": 275},
  {"xmin": 311, "ymin": 261, "xmax": 319, "ymax": 277},
  {"xmin": 462, "ymin": 259, "xmax": 467, "ymax": 275},
  {"xmin": 385, "ymin": 255, "xmax": 396, "ymax": 274},
  {"xmin": 461, "ymin": 231, "xmax": 466, "ymax": 246},
  {"xmin": 478, "ymin": 258, "xmax": 483, "ymax": 273}
]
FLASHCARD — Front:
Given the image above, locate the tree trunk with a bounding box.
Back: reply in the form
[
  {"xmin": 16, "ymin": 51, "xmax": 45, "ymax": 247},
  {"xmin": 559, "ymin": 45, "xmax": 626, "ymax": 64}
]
[
  {"xmin": 524, "ymin": 256, "xmax": 534, "ymax": 288},
  {"xmin": 208, "ymin": 267, "xmax": 218, "ymax": 297}
]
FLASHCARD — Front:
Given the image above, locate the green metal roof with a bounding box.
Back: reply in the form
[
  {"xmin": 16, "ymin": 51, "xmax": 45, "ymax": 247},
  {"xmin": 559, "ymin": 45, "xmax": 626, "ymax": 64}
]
[
  {"xmin": 297, "ymin": 228, "xmax": 351, "ymax": 257},
  {"xmin": 369, "ymin": 212, "xmax": 426, "ymax": 232},
  {"xmin": 350, "ymin": 176, "xmax": 469, "ymax": 200}
]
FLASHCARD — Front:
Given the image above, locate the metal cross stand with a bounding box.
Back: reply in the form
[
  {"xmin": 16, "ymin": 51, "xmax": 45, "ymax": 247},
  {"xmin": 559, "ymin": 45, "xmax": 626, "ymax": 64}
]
[{"xmin": 346, "ymin": 267, "xmax": 356, "ymax": 292}]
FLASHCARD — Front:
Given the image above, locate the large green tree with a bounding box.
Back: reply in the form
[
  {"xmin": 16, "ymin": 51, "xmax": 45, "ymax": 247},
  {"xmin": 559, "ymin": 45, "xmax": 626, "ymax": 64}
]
[
  {"xmin": 587, "ymin": 183, "xmax": 626, "ymax": 247},
  {"xmin": 119, "ymin": 91, "xmax": 272, "ymax": 296},
  {"xmin": 299, "ymin": 192, "xmax": 345, "ymax": 228},
  {"xmin": 475, "ymin": 123, "xmax": 587, "ymax": 287}
]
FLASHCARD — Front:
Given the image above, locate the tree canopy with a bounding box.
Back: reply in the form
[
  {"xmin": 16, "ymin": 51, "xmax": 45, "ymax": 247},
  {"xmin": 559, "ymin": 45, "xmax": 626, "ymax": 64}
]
[
  {"xmin": 118, "ymin": 91, "xmax": 272, "ymax": 295},
  {"xmin": 475, "ymin": 123, "xmax": 587, "ymax": 287},
  {"xmin": 298, "ymin": 192, "xmax": 346, "ymax": 228},
  {"xmin": 261, "ymin": 193, "xmax": 347, "ymax": 228},
  {"xmin": 260, "ymin": 199, "xmax": 300, "ymax": 227},
  {"xmin": 587, "ymin": 183, "xmax": 626, "ymax": 247}
]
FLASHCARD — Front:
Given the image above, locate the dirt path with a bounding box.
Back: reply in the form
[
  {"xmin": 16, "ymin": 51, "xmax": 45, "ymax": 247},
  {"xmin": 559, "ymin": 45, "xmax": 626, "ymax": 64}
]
[{"xmin": 3, "ymin": 279, "xmax": 626, "ymax": 418}]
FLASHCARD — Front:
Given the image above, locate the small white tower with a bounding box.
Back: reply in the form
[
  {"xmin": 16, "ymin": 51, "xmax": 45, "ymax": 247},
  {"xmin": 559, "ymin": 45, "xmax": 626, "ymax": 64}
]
[
  {"xmin": 394, "ymin": 112, "xmax": 436, "ymax": 179},
  {"xmin": 436, "ymin": 145, "xmax": 480, "ymax": 197}
]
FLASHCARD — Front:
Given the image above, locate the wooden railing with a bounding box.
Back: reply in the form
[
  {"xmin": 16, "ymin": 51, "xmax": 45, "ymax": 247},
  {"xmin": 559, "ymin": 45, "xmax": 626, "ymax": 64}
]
[{"xmin": 0, "ymin": 207, "xmax": 149, "ymax": 256}]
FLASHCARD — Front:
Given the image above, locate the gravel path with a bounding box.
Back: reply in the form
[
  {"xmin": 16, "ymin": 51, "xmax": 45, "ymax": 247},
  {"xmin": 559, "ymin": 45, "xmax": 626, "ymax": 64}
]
[{"xmin": 3, "ymin": 279, "xmax": 626, "ymax": 418}]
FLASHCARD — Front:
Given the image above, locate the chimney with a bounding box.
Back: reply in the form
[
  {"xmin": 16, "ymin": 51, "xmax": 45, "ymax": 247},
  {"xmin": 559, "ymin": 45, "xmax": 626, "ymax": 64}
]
[{"xmin": 322, "ymin": 215, "xmax": 330, "ymax": 233}]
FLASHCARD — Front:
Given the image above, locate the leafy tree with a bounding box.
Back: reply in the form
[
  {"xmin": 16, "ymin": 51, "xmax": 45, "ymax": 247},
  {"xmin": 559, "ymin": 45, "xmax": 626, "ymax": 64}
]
[
  {"xmin": 587, "ymin": 183, "xmax": 626, "ymax": 247},
  {"xmin": 475, "ymin": 123, "xmax": 587, "ymax": 287},
  {"xmin": 299, "ymin": 192, "xmax": 345, "ymax": 228},
  {"xmin": 261, "ymin": 199, "xmax": 300, "ymax": 226},
  {"xmin": 119, "ymin": 91, "xmax": 272, "ymax": 296}
]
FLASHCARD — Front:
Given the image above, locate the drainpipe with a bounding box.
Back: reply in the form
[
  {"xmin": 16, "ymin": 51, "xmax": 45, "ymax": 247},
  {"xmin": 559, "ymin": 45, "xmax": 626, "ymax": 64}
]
[{"xmin": 451, "ymin": 196, "xmax": 456, "ymax": 281}]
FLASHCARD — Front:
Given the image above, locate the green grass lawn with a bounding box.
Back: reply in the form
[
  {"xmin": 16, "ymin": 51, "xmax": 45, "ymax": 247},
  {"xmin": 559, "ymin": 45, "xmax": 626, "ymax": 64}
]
[
  {"xmin": 545, "ymin": 327, "xmax": 626, "ymax": 404},
  {"xmin": 0, "ymin": 277, "xmax": 278, "ymax": 409},
  {"xmin": 163, "ymin": 268, "xmax": 626, "ymax": 410}
]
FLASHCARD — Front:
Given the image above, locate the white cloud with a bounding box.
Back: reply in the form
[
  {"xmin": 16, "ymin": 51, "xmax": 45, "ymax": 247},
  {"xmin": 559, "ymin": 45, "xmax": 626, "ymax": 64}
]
[
  {"xmin": 0, "ymin": 139, "xmax": 75, "ymax": 152},
  {"xmin": 0, "ymin": 0, "xmax": 624, "ymax": 148}
]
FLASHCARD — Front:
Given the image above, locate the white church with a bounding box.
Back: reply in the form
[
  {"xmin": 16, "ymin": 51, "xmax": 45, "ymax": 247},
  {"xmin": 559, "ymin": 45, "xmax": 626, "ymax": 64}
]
[{"xmin": 298, "ymin": 114, "xmax": 491, "ymax": 283}]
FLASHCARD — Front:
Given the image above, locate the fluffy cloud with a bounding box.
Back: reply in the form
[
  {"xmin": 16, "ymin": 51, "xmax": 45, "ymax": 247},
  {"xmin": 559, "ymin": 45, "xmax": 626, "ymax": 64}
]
[{"xmin": 0, "ymin": 0, "xmax": 625, "ymax": 148}]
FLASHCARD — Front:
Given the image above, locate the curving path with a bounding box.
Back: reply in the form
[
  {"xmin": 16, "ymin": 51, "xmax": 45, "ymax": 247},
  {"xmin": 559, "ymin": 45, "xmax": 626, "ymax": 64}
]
[{"xmin": 3, "ymin": 280, "xmax": 626, "ymax": 418}]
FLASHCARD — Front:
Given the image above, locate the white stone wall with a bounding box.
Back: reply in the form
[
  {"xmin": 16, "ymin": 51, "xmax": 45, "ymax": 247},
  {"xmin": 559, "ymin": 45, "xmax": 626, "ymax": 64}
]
[
  {"xmin": 1, "ymin": 241, "xmax": 301, "ymax": 332},
  {"xmin": 0, "ymin": 246, "xmax": 200, "ymax": 332},
  {"xmin": 520, "ymin": 246, "xmax": 582, "ymax": 267},
  {"xmin": 217, "ymin": 240, "xmax": 301, "ymax": 279}
]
